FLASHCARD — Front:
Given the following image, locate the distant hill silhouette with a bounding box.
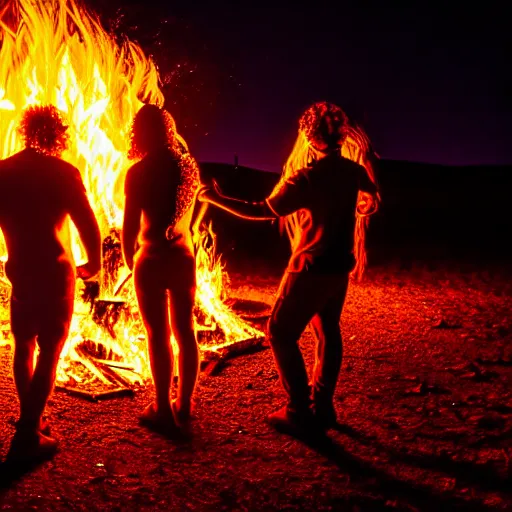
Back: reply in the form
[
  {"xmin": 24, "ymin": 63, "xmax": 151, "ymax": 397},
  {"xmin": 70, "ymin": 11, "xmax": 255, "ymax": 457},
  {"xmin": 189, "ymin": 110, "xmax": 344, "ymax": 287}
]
[{"xmin": 198, "ymin": 160, "xmax": 512, "ymax": 269}]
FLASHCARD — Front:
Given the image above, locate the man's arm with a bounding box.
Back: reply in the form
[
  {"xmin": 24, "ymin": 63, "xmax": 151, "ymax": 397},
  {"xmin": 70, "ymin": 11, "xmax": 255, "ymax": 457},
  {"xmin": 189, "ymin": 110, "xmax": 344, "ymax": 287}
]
[
  {"xmin": 122, "ymin": 170, "xmax": 141, "ymax": 271},
  {"xmin": 198, "ymin": 186, "xmax": 276, "ymax": 221},
  {"xmin": 356, "ymin": 164, "xmax": 380, "ymax": 216},
  {"xmin": 198, "ymin": 170, "xmax": 311, "ymax": 221},
  {"xmin": 67, "ymin": 168, "xmax": 101, "ymax": 279}
]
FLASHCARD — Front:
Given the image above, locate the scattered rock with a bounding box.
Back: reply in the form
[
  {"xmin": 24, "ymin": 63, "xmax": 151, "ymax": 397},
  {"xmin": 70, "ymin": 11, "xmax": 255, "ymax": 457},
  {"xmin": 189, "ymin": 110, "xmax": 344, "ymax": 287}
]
[
  {"xmin": 404, "ymin": 381, "xmax": 451, "ymax": 396},
  {"xmin": 460, "ymin": 366, "xmax": 499, "ymax": 382},
  {"xmin": 204, "ymin": 359, "xmax": 230, "ymax": 377},
  {"xmin": 497, "ymin": 326, "xmax": 510, "ymax": 337},
  {"xmin": 382, "ymin": 419, "xmax": 400, "ymax": 430},
  {"xmin": 387, "ymin": 373, "xmax": 420, "ymax": 382},
  {"xmin": 476, "ymin": 357, "xmax": 512, "ymax": 366},
  {"xmin": 433, "ymin": 318, "xmax": 462, "ymax": 329},
  {"xmin": 488, "ymin": 403, "xmax": 512, "ymax": 414},
  {"xmin": 474, "ymin": 414, "xmax": 506, "ymax": 430}
]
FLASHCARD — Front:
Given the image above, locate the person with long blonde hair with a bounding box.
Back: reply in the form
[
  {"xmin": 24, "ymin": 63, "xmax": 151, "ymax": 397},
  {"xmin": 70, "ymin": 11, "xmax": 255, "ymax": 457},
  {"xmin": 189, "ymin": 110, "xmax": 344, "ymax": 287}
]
[
  {"xmin": 199, "ymin": 102, "xmax": 379, "ymax": 434},
  {"xmin": 122, "ymin": 104, "xmax": 200, "ymax": 436}
]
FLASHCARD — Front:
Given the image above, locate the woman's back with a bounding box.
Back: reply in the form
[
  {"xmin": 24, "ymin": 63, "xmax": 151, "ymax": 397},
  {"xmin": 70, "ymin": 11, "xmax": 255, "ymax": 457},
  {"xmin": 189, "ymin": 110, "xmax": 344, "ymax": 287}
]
[{"xmin": 125, "ymin": 147, "xmax": 197, "ymax": 252}]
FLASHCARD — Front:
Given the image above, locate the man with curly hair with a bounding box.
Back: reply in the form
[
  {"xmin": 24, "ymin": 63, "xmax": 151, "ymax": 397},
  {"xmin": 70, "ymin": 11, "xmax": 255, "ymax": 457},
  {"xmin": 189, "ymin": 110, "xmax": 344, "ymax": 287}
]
[
  {"xmin": 198, "ymin": 102, "xmax": 379, "ymax": 435},
  {"xmin": 122, "ymin": 104, "xmax": 200, "ymax": 437},
  {"xmin": 0, "ymin": 105, "xmax": 101, "ymax": 462}
]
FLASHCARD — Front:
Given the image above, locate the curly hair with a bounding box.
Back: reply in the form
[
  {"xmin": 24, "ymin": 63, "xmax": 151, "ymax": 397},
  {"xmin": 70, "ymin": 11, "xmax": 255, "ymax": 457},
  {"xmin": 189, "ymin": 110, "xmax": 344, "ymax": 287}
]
[
  {"xmin": 18, "ymin": 105, "xmax": 70, "ymax": 157},
  {"xmin": 298, "ymin": 101, "xmax": 349, "ymax": 150},
  {"xmin": 281, "ymin": 101, "xmax": 379, "ymax": 280},
  {"xmin": 128, "ymin": 104, "xmax": 200, "ymax": 233},
  {"xmin": 128, "ymin": 104, "xmax": 183, "ymax": 160}
]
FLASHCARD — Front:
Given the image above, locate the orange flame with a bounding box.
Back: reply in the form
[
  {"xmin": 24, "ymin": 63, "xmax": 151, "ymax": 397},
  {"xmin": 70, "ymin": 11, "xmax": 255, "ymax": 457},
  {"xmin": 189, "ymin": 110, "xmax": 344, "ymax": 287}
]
[{"xmin": 0, "ymin": 0, "xmax": 263, "ymax": 390}]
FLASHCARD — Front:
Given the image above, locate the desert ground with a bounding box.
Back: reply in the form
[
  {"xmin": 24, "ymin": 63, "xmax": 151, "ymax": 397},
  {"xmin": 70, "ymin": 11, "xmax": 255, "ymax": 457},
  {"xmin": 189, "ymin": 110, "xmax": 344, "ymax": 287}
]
[{"xmin": 1, "ymin": 259, "xmax": 511, "ymax": 511}]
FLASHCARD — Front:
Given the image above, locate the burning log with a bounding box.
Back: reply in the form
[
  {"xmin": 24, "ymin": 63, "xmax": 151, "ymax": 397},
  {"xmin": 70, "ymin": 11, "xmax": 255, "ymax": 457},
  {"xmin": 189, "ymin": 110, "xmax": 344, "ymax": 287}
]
[
  {"xmin": 225, "ymin": 298, "xmax": 272, "ymax": 321},
  {"xmin": 102, "ymin": 228, "xmax": 124, "ymax": 295},
  {"xmin": 74, "ymin": 341, "xmax": 135, "ymax": 389},
  {"xmin": 81, "ymin": 280, "xmax": 100, "ymax": 312},
  {"xmin": 92, "ymin": 299, "xmax": 128, "ymax": 340},
  {"xmin": 114, "ymin": 272, "xmax": 133, "ymax": 297},
  {"xmin": 202, "ymin": 336, "xmax": 267, "ymax": 376},
  {"xmin": 0, "ymin": 0, "xmax": 265, "ymax": 395},
  {"xmin": 211, "ymin": 336, "xmax": 267, "ymax": 360},
  {"xmin": 56, "ymin": 385, "xmax": 134, "ymax": 402}
]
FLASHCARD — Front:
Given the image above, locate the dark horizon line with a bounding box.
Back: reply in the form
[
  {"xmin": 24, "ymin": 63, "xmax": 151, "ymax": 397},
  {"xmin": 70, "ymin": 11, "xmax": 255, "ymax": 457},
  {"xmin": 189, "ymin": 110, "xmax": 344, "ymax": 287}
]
[{"xmin": 199, "ymin": 158, "xmax": 512, "ymax": 174}]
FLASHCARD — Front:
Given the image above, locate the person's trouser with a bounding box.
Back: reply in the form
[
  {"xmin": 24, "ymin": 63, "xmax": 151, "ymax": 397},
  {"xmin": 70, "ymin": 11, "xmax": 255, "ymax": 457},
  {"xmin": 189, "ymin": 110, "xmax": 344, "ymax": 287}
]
[{"xmin": 267, "ymin": 270, "xmax": 349, "ymax": 412}]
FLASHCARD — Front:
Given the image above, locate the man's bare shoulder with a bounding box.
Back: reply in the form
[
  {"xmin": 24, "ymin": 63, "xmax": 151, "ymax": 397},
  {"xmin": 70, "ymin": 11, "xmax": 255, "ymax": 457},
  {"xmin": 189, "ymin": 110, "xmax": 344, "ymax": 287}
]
[
  {"xmin": 0, "ymin": 150, "xmax": 79, "ymax": 175},
  {"xmin": 0, "ymin": 150, "xmax": 25, "ymax": 171},
  {"xmin": 44, "ymin": 154, "xmax": 80, "ymax": 174}
]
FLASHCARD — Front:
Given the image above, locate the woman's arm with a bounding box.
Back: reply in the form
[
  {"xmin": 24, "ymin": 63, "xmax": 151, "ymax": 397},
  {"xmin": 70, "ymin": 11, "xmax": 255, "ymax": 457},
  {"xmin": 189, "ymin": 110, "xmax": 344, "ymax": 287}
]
[
  {"xmin": 122, "ymin": 171, "xmax": 141, "ymax": 271},
  {"xmin": 68, "ymin": 167, "xmax": 102, "ymax": 280}
]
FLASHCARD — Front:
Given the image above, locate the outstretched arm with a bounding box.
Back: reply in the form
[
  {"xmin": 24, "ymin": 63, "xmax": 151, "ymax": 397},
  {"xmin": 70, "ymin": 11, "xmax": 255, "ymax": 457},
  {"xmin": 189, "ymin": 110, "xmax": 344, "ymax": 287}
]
[
  {"xmin": 68, "ymin": 168, "xmax": 101, "ymax": 279},
  {"xmin": 198, "ymin": 185, "xmax": 276, "ymax": 221}
]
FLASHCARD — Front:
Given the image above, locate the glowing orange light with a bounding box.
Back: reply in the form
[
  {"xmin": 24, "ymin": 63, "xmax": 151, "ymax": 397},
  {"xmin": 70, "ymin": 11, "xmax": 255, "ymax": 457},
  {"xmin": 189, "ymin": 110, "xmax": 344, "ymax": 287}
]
[{"xmin": 0, "ymin": 0, "xmax": 262, "ymax": 390}]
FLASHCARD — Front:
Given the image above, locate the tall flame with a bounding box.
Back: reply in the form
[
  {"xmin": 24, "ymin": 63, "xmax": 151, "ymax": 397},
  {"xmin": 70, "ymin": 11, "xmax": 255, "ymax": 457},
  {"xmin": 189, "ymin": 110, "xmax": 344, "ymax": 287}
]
[{"xmin": 0, "ymin": 0, "xmax": 262, "ymax": 390}]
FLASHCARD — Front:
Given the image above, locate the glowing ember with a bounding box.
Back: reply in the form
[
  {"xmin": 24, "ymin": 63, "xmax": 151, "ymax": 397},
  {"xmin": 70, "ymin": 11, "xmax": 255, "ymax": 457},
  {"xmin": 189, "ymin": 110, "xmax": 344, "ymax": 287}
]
[{"xmin": 0, "ymin": 0, "xmax": 263, "ymax": 391}]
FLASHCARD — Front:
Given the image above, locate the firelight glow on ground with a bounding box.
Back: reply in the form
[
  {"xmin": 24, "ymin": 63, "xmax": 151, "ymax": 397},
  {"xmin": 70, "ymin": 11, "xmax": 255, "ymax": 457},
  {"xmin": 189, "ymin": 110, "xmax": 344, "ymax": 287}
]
[{"xmin": 0, "ymin": 0, "xmax": 263, "ymax": 391}]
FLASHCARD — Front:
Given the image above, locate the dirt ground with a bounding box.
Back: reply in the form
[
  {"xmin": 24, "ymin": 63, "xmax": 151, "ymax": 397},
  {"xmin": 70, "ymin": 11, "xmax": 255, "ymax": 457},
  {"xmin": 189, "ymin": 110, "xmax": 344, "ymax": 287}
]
[{"xmin": 0, "ymin": 261, "xmax": 511, "ymax": 511}]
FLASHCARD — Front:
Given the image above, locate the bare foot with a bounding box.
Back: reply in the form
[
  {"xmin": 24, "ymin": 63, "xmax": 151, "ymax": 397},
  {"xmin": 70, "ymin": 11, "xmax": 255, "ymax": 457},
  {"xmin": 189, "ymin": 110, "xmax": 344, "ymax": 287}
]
[
  {"xmin": 139, "ymin": 403, "xmax": 179, "ymax": 438},
  {"xmin": 7, "ymin": 427, "xmax": 58, "ymax": 464}
]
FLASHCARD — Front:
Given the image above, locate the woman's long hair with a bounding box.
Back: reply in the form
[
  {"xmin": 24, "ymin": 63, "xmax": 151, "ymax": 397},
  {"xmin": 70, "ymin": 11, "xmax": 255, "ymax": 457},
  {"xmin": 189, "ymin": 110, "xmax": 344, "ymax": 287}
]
[
  {"xmin": 280, "ymin": 102, "xmax": 379, "ymax": 280},
  {"xmin": 128, "ymin": 104, "xmax": 200, "ymax": 230},
  {"xmin": 128, "ymin": 103, "xmax": 188, "ymax": 160}
]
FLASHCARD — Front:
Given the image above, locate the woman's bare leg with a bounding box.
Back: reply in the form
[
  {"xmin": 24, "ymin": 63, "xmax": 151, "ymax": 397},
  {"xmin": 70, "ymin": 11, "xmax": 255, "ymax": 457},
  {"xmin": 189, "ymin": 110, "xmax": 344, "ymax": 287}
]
[
  {"xmin": 169, "ymin": 269, "xmax": 198, "ymax": 417},
  {"xmin": 135, "ymin": 260, "xmax": 173, "ymax": 413}
]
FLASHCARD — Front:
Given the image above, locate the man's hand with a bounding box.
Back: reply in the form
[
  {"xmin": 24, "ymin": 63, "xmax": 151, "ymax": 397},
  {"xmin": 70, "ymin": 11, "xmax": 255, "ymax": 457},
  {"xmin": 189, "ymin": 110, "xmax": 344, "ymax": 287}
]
[
  {"xmin": 77, "ymin": 261, "xmax": 101, "ymax": 281},
  {"xmin": 197, "ymin": 180, "xmax": 223, "ymax": 203},
  {"xmin": 197, "ymin": 185, "xmax": 214, "ymax": 203},
  {"xmin": 356, "ymin": 191, "xmax": 380, "ymax": 216}
]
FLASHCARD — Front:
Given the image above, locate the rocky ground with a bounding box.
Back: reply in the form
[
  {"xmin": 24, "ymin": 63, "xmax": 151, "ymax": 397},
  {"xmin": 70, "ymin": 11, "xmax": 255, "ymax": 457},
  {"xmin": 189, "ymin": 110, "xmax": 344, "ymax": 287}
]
[{"xmin": 0, "ymin": 261, "xmax": 511, "ymax": 511}]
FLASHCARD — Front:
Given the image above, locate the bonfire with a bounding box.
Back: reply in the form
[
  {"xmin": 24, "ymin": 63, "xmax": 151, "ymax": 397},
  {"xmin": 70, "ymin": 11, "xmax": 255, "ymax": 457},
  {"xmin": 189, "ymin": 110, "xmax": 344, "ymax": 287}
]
[{"xmin": 0, "ymin": 0, "xmax": 263, "ymax": 397}]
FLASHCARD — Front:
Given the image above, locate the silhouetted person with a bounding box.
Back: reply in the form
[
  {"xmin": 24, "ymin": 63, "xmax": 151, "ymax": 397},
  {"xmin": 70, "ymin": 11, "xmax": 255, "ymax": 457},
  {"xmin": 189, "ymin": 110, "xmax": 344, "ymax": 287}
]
[
  {"xmin": 199, "ymin": 102, "xmax": 379, "ymax": 435},
  {"xmin": 122, "ymin": 104, "xmax": 200, "ymax": 436},
  {"xmin": 0, "ymin": 105, "xmax": 101, "ymax": 461}
]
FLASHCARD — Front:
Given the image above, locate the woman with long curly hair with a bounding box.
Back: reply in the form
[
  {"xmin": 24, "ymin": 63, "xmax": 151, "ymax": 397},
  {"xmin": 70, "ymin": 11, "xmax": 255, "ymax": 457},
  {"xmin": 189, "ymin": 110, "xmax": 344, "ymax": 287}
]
[
  {"xmin": 198, "ymin": 102, "xmax": 379, "ymax": 435},
  {"xmin": 0, "ymin": 105, "xmax": 101, "ymax": 461},
  {"xmin": 122, "ymin": 104, "xmax": 200, "ymax": 436}
]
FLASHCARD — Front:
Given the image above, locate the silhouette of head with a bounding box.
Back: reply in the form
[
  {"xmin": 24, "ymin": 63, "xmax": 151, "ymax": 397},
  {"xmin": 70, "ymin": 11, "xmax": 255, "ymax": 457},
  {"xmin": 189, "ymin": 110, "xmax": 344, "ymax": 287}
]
[
  {"xmin": 18, "ymin": 105, "xmax": 69, "ymax": 157},
  {"xmin": 299, "ymin": 102, "xmax": 348, "ymax": 152},
  {"xmin": 128, "ymin": 104, "xmax": 177, "ymax": 160}
]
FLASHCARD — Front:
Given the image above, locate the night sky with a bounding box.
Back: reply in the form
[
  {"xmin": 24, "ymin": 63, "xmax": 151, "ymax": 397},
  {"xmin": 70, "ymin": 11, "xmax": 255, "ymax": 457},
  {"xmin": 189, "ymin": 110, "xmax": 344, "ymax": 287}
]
[{"xmin": 94, "ymin": 1, "xmax": 510, "ymax": 172}]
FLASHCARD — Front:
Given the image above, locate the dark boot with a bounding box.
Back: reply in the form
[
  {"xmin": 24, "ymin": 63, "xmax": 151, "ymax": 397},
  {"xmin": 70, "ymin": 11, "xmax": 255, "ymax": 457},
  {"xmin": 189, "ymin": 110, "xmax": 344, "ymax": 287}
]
[
  {"xmin": 267, "ymin": 402, "xmax": 321, "ymax": 437},
  {"xmin": 313, "ymin": 401, "xmax": 337, "ymax": 430}
]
